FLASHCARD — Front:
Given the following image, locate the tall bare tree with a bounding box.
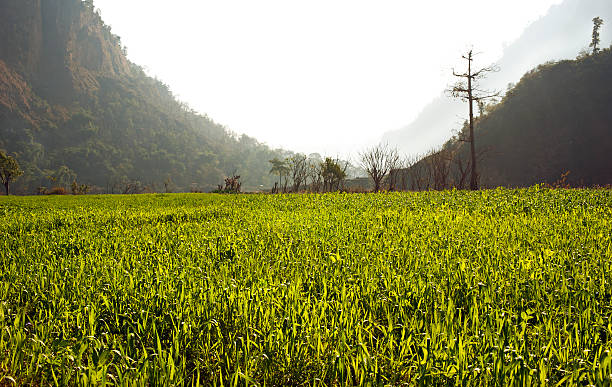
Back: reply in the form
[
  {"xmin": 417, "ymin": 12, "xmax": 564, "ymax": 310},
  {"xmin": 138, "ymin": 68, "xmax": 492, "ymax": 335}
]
[
  {"xmin": 359, "ymin": 143, "xmax": 400, "ymax": 192},
  {"xmin": 450, "ymin": 50, "xmax": 498, "ymax": 190}
]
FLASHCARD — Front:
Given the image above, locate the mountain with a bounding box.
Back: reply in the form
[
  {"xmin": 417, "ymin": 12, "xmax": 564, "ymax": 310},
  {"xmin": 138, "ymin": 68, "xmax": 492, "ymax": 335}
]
[
  {"xmin": 0, "ymin": 0, "xmax": 289, "ymax": 193},
  {"xmin": 403, "ymin": 49, "xmax": 612, "ymax": 189},
  {"xmin": 382, "ymin": 0, "xmax": 612, "ymax": 156}
]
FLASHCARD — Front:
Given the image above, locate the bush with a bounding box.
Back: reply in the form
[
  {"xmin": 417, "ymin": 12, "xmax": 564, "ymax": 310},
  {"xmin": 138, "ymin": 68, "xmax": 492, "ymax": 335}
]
[
  {"xmin": 47, "ymin": 187, "xmax": 68, "ymax": 195},
  {"xmin": 212, "ymin": 175, "xmax": 241, "ymax": 194},
  {"xmin": 71, "ymin": 180, "xmax": 91, "ymax": 195}
]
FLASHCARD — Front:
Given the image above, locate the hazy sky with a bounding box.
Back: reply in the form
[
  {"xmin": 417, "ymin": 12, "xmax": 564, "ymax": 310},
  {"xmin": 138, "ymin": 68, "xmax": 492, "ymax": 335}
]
[{"xmin": 94, "ymin": 0, "xmax": 562, "ymax": 157}]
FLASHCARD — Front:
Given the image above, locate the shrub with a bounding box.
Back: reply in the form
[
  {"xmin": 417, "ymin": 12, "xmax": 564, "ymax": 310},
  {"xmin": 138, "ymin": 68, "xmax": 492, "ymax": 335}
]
[{"xmin": 47, "ymin": 186, "xmax": 68, "ymax": 195}]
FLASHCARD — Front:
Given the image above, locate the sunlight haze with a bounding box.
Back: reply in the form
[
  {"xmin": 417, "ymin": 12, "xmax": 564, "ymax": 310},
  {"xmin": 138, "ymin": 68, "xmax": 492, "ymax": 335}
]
[{"xmin": 94, "ymin": 0, "xmax": 563, "ymax": 157}]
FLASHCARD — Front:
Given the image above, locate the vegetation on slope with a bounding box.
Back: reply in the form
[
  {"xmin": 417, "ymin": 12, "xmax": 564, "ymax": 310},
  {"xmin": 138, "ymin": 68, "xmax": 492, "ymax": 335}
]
[
  {"xmin": 471, "ymin": 48, "xmax": 612, "ymax": 187},
  {"xmin": 401, "ymin": 48, "xmax": 612, "ymax": 190},
  {"xmin": 0, "ymin": 0, "xmax": 289, "ymax": 193}
]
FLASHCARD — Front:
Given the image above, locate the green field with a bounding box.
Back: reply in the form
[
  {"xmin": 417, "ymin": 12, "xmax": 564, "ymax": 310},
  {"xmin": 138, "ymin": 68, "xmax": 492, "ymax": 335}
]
[{"xmin": 1, "ymin": 189, "xmax": 611, "ymax": 386}]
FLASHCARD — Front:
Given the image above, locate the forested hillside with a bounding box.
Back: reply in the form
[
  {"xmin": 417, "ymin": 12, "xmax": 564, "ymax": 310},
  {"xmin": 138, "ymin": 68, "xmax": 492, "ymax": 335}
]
[
  {"xmin": 382, "ymin": 0, "xmax": 612, "ymax": 156},
  {"xmin": 0, "ymin": 0, "xmax": 288, "ymax": 193},
  {"xmin": 402, "ymin": 49, "xmax": 612, "ymax": 189},
  {"xmin": 474, "ymin": 50, "xmax": 612, "ymax": 187}
]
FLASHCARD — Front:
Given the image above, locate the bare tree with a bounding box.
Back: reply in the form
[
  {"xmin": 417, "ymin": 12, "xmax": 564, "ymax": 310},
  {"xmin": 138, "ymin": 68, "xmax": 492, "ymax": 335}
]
[
  {"xmin": 410, "ymin": 148, "xmax": 447, "ymax": 191},
  {"xmin": 427, "ymin": 148, "xmax": 453, "ymax": 190},
  {"xmin": 448, "ymin": 146, "xmax": 491, "ymax": 190},
  {"xmin": 450, "ymin": 50, "xmax": 499, "ymax": 190},
  {"xmin": 404, "ymin": 149, "xmax": 458, "ymax": 191},
  {"xmin": 307, "ymin": 162, "xmax": 322, "ymax": 192},
  {"xmin": 359, "ymin": 143, "xmax": 401, "ymax": 192},
  {"xmin": 386, "ymin": 156, "xmax": 413, "ymax": 192},
  {"xmin": 387, "ymin": 168, "xmax": 400, "ymax": 191},
  {"xmin": 289, "ymin": 154, "xmax": 309, "ymax": 192},
  {"xmin": 404, "ymin": 154, "xmax": 425, "ymax": 191},
  {"xmin": 397, "ymin": 157, "xmax": 412, "ymax": 191},
  {"xmin": 452, "ymin": 152, "xmax": 470, "ymax": 190},
  {"xmin": 116, "ymin": 178, "xmax": 145, "ymax": 194}
]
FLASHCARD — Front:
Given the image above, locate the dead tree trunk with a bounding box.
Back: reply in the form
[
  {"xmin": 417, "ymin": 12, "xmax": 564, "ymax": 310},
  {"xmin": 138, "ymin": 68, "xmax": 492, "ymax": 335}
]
[
  {"xmin": 466, "ymin": 54, "xmax": 478, "ymax": 190},
  {"xmin": 450, "ymin": 50, "xmax": 498, "ymax": 191}
]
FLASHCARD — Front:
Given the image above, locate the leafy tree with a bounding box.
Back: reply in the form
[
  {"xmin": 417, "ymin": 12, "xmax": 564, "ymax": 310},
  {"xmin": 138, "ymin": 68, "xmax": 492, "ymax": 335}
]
[
  {"xmin": 269, "ymin": 158, "xmax": 289, "ymax": 192},
  {"xmin": 0, "ymin": 150, "xmax": 24, "ymax": 195},
  {"xmin": 48, "ymin": 166, "xmax": 77, "ymax": 189},
  {"xmin": 590, "ymin": 17, "xmax": 604, "ymax": 54},
  {"xmin": 319, "ymin": 157, "xmax": 347, "ymax": 192},
  {"xmin": 71, "ymin": 180, "xmax": 91, "ymax": 195}
]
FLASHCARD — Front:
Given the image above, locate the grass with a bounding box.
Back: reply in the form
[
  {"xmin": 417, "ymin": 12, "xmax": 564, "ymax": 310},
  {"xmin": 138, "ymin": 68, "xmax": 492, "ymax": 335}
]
[{"xmin": 1, "ymin": 187, "xmax": 611, "ymax": 385}]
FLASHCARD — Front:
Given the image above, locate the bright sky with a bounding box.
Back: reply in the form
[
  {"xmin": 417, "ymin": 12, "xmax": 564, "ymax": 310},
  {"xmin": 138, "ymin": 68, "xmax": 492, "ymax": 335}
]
[{"xmin": 94, "ymin": 0, "xmax": 562, "ymax": 157}]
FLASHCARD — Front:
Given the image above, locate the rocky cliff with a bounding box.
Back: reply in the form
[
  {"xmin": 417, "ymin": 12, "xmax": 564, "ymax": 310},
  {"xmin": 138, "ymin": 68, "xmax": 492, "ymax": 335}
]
[{"xmin": 0, "ymin": 0, "xmax": 131, "ymax": 103}]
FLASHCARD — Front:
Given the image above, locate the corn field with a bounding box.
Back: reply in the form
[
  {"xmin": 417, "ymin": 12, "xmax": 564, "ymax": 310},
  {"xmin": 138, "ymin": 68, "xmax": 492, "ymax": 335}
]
[{"xmin": 1, "ymin": 188, "xmax": 611, "ymax": 385}]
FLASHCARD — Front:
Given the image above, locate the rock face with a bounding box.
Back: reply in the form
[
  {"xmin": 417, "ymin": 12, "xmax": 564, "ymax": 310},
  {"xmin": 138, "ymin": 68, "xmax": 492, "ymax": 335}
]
[
  {"xmin": 0, "ymin": 59, "xmax": 38, "ymax": 125},
  {"xmin": 0, "ymin": 0, "xmax": 131, "ymax": 103}
]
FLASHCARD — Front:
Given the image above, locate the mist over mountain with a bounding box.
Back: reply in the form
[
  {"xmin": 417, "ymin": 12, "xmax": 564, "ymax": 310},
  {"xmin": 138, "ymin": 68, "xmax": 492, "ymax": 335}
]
[
  {"xmin": 382, "ymin": 0, "xmax": 612, "ymax": 156},
  {"xmin": 0, "ymin": 0, "xmax": 290, "ymax": 193}
]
